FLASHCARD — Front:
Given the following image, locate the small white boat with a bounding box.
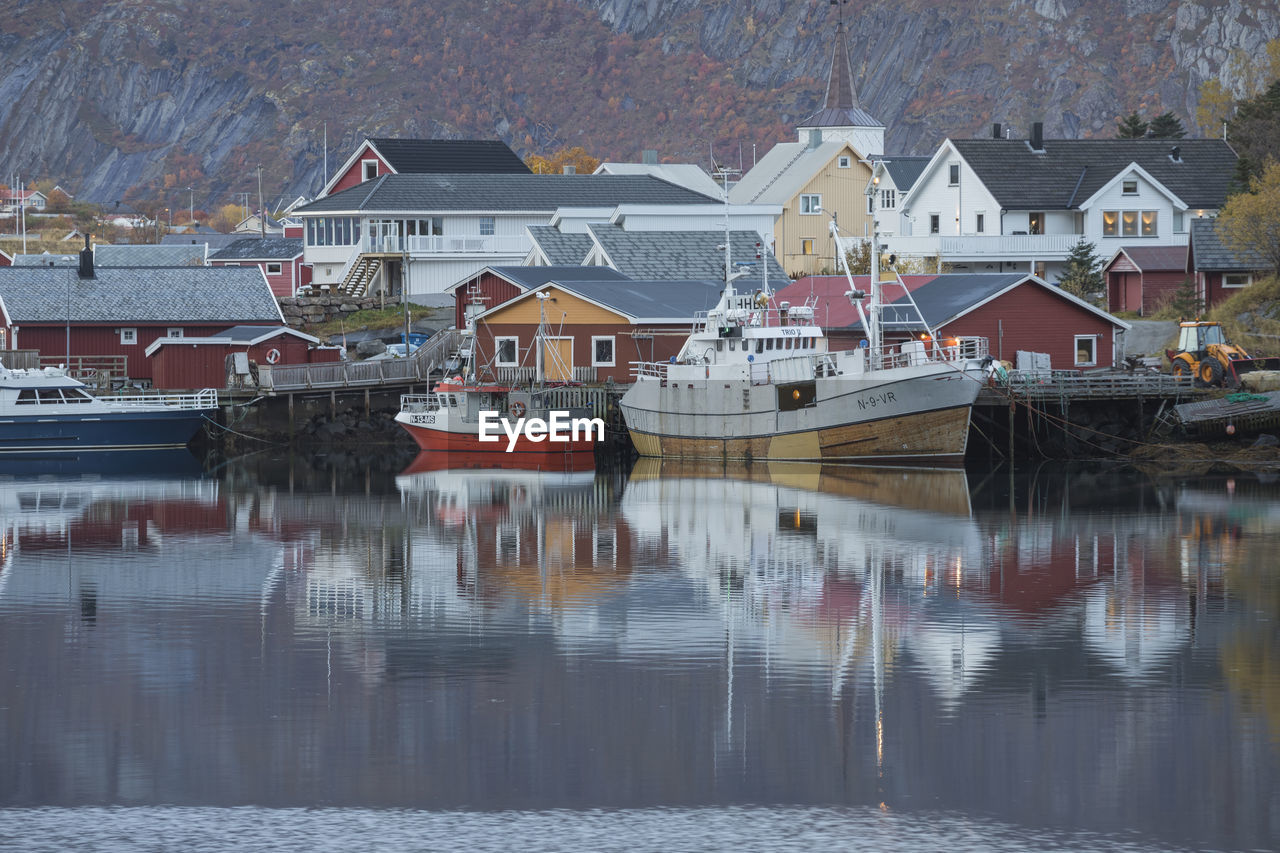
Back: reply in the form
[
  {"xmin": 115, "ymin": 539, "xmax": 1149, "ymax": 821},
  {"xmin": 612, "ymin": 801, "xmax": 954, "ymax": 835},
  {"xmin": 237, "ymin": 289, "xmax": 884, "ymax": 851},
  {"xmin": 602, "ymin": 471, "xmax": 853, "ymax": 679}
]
[{"xmin": 0, "ymin": 363, "xmax": 217, "ymax": 453}]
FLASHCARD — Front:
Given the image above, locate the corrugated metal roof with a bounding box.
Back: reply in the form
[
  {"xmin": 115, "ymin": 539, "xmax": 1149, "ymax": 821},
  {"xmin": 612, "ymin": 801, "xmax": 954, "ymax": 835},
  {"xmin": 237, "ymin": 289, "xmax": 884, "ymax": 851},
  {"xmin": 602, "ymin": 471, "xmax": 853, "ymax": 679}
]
[{"xmin": 0, "ymin": 266, "xmax": 283, "ymax": 324}]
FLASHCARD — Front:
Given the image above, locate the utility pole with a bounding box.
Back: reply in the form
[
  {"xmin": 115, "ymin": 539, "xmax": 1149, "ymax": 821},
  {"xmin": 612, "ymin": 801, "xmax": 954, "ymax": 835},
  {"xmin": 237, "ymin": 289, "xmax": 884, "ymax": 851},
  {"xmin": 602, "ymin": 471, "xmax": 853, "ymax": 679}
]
[
  {"xmin": 257, "ymin": 165, "xmax": 265, "ymax": 239},
  {"xmin": 187, "ymin": 186, "xmax": 194, "ymax": 228}
]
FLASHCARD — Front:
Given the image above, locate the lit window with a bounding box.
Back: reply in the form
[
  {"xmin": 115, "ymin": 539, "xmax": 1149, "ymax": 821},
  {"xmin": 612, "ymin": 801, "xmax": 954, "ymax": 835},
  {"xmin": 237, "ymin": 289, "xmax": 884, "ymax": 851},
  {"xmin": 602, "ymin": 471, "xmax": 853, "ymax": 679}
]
[
  {"xmin": 1141, "ymin": 211, "xmax": 1157, "ymax": 237},
  {"xmin": 1074, "ymin": 335, "xmax": 1097, "ymax": 367},
  {"xmin": 801, "ymin": 238, "xmax": 815, "ymax": 255},
  {"xmin": 799, "ymin": 194, "xmax": 822, "ymax": 214},
  {"xmin": 1029, "ymin": 212, "xmax": 1044, "ymax": 235},
  {"xmin": 1102, "ymin": 211, "xmax": 1118, "ymax": 236},
  {"xmin": 592, "ymin": 336, "xmax": 615, "ymax": 367},
  {"xmin": 1122, "ymin": 211, "xmax": 1138, "ymax": 237}
]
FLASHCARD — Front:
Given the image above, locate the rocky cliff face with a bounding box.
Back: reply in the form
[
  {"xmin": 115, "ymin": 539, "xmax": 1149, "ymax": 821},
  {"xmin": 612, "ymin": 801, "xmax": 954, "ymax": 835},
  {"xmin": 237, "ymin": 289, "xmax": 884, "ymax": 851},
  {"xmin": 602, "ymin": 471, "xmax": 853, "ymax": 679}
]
[{"xmin": 0, "ymin": 0, "xmax": 1274, "ymax": 209}]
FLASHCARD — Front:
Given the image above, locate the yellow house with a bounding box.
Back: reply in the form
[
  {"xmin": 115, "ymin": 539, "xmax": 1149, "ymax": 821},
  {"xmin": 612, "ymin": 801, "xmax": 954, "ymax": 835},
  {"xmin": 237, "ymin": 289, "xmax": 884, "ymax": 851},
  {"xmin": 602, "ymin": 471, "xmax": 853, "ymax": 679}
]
[{"xmin": 730, "ymin": 19, "xmax": 884, "ymax": 277}]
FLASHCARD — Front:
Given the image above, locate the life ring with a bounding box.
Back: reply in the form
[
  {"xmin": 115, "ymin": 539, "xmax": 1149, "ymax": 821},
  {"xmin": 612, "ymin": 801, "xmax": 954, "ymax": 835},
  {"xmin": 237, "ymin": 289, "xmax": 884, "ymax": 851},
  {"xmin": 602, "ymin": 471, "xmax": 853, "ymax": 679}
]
[
  {"xmin": 265, "ymin": 348, "xmax": 281, "ymax": 365},
  {"xmin": 509, "ymin": 401, "xmax": 526, "ymax": 419}
]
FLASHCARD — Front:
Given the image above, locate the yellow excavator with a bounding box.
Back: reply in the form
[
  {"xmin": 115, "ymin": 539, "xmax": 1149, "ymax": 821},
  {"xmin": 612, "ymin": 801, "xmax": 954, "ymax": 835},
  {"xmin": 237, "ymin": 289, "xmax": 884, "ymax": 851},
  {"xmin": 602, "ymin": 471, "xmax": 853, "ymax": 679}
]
[{"xmin": 1166, "ymin": 320, "xmax": 1280, "ymax": 386}]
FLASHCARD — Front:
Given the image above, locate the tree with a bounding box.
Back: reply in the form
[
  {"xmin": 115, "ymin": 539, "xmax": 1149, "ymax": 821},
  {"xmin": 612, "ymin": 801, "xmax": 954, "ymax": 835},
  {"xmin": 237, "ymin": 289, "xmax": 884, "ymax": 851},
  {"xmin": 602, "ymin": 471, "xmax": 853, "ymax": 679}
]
[
  {"xmin": 1227, "ymin": 79, "xmax": 1280, "ymax": 187},
  {"xmin": 1148, "ymin": 111, "xmax": 1187, "ymax": 139},
  {"xmin": 1163, "ymin": 278, "xmax": 1203, "ymax": 319},
  {"xmin": 1116, "ymin": 112, "xmax": 1148, "ymax": 138},
  {"xmin": 1216, "ymin": 160, "xmax": 1280, "ymax": 278},
  {"xmin": 210, "ymin": 203, "xmax": 245, "ymax": 233},
  {"xmin": 524, "ymin": 146, "xmax": 601, "ymax": 175},
  {"xmin": 1056, "ymin": 239, "xmax": 1104, "ymax": 304}
]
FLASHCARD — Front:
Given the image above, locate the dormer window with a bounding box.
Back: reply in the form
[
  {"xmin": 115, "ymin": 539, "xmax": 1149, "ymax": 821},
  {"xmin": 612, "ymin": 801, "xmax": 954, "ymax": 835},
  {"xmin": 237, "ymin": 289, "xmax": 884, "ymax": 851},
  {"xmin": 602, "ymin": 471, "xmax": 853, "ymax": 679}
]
[
  {"xmin": 1122, "ymin": 179, "xmax": 1138, "ymax": 195},
  {"xmin": 362, "ymin": 160, "xmax": 379, "ymax": 181}
]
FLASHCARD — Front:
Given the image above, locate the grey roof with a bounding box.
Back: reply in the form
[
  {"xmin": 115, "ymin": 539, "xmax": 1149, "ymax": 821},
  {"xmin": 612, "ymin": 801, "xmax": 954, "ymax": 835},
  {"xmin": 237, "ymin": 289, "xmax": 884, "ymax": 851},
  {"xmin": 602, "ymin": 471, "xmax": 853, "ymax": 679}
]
[
  {"xmin": 0, "ymin": 266, "xmax": 283, "ymax": 324},
  {"xmin": 796, "ymin": 107, "xmax": 884, "ymax": 130},
  {"xmin": 163, "ymin": 233, "xmax": 242, "ymax": 250},
  {"xmin": 883, "ymin": 156, "xmax": 931, "ymax": 193},
  {"xmin": 13, "ymin": 244, "xmax": 208, "ymax": 267},
  {"xmin": 368, "ymin": 138, "xmax": 530, "ymax": 174},
  {"xmin": 527, "ymin": 225, "xmax": 595, "ymax": 265},
  {"xmin": 543, "ymin": 279, "xmax": 724, "ymax": 321},
  {"xmin": 882, "ymin": 274, "xmax": 1029, "ymax": 330},
  {"xmin": 1188, "ymin": 217, "xmax": 1271, "ymax": 272},
  {"xmin": 586, "ymin": 225, "xmax": 788, "ymax": 289},
  {"xmin": 297, "ymin": 174, "xmax": 719, "ymax": 214},
  {"xmin": 489, "ymin": 265, "xmax": 629, "ymax": 290},
  {"xmin": 949, "ymin": 139, "xmax": 1237, "ymax": 209},
  {"xmin": 209, "ymin": 237, "xmax": 303, "ymax": 261}
]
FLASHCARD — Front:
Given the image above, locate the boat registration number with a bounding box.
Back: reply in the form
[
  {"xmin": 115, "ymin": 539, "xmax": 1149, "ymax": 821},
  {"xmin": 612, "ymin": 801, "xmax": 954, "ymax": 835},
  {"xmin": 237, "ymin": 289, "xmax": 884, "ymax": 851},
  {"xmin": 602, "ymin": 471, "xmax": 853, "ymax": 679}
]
[{"xmin": 410, "ymin": 413, "xmax": 437, "ymax": 425}]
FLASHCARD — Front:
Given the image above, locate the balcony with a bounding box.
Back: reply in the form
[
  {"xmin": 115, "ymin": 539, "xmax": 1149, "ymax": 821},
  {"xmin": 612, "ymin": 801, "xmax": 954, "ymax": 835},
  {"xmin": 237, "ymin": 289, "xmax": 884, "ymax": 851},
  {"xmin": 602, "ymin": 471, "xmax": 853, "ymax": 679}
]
[
  {"xmin": 358, "ymin": 234, "xmax": 528, "ymax": 255},
  {"xmin": 884, "ymin": 234, "xmax": 1085, "ymax": 260}
]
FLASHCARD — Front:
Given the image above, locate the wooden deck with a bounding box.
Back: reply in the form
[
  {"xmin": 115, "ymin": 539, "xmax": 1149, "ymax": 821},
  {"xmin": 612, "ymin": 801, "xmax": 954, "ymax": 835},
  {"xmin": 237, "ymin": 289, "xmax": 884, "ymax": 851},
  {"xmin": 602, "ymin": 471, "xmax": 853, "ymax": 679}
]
[
  {"xmin": 977, "ymin": 369, "xmax": 1199, "ymax": 405},
  {"xmin": 258, "ymin": 328, "xmax": 465, "ymax": 393}
]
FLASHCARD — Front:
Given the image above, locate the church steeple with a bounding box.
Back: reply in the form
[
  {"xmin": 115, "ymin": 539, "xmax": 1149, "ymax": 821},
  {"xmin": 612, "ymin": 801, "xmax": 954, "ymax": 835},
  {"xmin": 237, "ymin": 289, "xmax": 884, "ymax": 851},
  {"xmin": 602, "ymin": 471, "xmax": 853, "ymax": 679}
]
[{"xmin": 796, "ymin": 3, "xmax": 884, "ymax": 156}]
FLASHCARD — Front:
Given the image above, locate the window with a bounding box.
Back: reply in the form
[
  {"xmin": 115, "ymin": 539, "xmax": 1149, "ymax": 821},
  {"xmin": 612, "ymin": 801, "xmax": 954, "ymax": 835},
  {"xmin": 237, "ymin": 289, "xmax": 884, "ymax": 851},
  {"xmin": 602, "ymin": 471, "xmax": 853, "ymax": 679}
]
[
  {"xmin": 1029, "ymin": 212, "xmax": 1044, "ymax": 235},
  {"xmin": 799, "ymin": 194, "xmax": 822, "ymax": 214},
  {"xmin": 266, "ymin": 262, "xmax": 282, "ymax": 275},
  {"xmin": 167, "ymin": 328, "xmax": 183, "ymax": 339},
  {"xmin": 1122, "ymin": 179, "xmax": 1138, "ymax": 195},
  {"xmin": 1173, "ymin": 211, "xmax": 1186, "ymax": 233},
  {"xmin": 120, "ymin": 328, "xmax": 137, "ymax": 345},
  {"xmin": 362, "ymin": 160, "xmax": 378, "ymax": 181},
  {"xmin": 496, "ymin": 337, "xmax": 518, "ymax": 366},
  {"xmin": 948, "ymin": 164, "xmax": 960, "ymax": 186},
  {"xmin": 479, "ymin": 216, "xmax": 495, "ymax": 236},
  {"xmin": 1103, "ymin": 210, "xmax": 1157, "ymax": 237},
  {"xmin": 929, "ymin": 214, "xmax": 940, "ymax": 235},
  {"xmin": 867, "ymin": 195, "xmax": 874, "ymax": 215},
  {"xmin": 1223, "ymin": 273, "xmax": 1252, "ymax": 288},
  {"xmin": 1102, "ymin": 210, "xmax": 1118, "ymax": 236},
  {"xmin": 1074, "ymin": 335, "xmax": 1097, "ymax": 367},
  {"xmin": 837, "ymin": 156, "xmax": 851, "ymax": 168},
  {"xmin": 880, "ymin": 189, "xmax": 896, "ymax": 209},
  {"xmin": 592, "ymin": 336, "xmax": 615, "ymax": 367},
  {"xmin": 801, "ymin": 238, "xmax": 815, "ymax": 255},
  {"xmin": 1140, "ymin": 210, "xmax": 1158, "ymax": 237},
  {"xmin": 1122, "ymin": 211, "xmax": 1138, "ymax": 237},
  {"xmin": 975, "ymin": 212, "xmax": 985, "ymax": 233}
]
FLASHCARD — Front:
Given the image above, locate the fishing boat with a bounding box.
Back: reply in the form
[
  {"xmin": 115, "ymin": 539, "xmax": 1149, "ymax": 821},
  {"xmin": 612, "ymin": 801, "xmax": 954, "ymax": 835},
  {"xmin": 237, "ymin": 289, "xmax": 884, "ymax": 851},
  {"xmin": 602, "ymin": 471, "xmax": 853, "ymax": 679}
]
[
  {"xmin": 0, "ymin": 362, "xmax": 217, "ymax": 453},
  {"xmin": 395, "ymin": 293, "xmax": 601, "ymax": 461},
  {"xmin": 619, "ymin": 164, "xmax": 991, "ymax": 465}
]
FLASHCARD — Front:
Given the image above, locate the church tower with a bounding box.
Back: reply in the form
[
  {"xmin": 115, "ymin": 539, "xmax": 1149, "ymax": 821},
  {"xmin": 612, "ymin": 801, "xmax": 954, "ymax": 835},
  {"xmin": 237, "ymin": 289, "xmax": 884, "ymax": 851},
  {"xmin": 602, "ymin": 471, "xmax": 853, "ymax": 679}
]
[{"xmin": 795, "ymin": 15, "xmax": 884, "ymax": 157}]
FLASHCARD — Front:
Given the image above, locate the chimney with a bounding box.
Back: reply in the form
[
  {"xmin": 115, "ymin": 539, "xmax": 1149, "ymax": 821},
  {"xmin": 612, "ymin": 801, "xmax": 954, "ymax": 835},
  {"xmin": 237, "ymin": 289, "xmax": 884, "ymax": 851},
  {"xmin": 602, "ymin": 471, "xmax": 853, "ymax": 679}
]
[
  {"xmin": 642, "ymin": 149, "xmax": 658, "ymax": 165},
  {"xmin": 78, "ymin": 233, "xmax": 94, "ymax": 280},
  {"xmin": 992, "ymin": 122, "xmax": 1001, "ymax": 139},
  {"xmin": 1170, "ymin": 145, "xmax": 1182, "ymax": 162},
  {"xmin": 562, "ymin": 165, "xmax": 576, "ymax": 175},
  {"xmin": 1030, "ymin": 122, "xmax": 1044, "ymax": 152}
]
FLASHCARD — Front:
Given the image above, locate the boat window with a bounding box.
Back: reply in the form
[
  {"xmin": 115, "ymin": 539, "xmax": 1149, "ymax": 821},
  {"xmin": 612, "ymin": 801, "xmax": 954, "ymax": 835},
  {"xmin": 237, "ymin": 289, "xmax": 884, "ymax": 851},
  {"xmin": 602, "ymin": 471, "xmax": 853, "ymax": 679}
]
[
  {"xmin": 63, "ymin": 388, "xmax": 92, "ymax": 403},
  {"xmin": 37, "ymin": 389, "xmax": 63, "ymax": 403},
  {"xmin": 766, "ymin": 339, "xmax": 774, "ymax": 350},
  {"xmin": 755, "ymin": 339, "xmax": 764, "ymax": 354},
  {"xmin": 15, "ymin": 389, "xmax": 38, "ymax": 405},
  {"xmin": 715, "ymin": 340, "xmax": 723, "ymax": 352}
]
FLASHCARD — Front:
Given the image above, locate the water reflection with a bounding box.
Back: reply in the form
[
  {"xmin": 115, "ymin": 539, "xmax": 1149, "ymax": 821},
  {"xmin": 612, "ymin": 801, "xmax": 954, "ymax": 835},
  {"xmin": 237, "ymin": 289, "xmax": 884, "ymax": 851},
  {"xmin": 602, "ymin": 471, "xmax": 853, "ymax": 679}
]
[{"xmin": 0, "ymin": 455, "xmax": 1274, "ymax": 849}]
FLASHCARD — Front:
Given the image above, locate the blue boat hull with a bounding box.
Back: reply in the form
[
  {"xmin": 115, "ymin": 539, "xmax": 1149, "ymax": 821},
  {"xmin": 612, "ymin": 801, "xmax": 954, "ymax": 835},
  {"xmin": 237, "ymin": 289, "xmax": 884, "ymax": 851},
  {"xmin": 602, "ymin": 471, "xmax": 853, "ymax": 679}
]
[{"xmin": 0, "ymin": 408, "xmax": 214, "ymax": 453}]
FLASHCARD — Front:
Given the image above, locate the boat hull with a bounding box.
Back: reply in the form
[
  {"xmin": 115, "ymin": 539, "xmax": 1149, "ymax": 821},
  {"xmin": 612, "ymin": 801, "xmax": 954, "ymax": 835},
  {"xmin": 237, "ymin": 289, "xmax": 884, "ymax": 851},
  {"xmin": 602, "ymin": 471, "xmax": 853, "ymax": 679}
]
[
  {"xmin": 620, "ymin": 364, "xmax": 980, "ymax": 464},
  {"xmin": 0, "ymin": 409, "xmax": 213, "ymax": 453},
  {"xmin": 395, "ymin": 415, "xmax": 595, "ymax": 457}
]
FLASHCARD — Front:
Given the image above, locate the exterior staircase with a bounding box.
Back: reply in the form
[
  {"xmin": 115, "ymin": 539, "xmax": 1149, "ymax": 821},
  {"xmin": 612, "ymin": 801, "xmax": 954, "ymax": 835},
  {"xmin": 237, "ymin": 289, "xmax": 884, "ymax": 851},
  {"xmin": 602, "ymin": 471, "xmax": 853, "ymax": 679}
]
[{"xmin": 339, "ymin": 255, "xmax": 382, "ymax": 297}]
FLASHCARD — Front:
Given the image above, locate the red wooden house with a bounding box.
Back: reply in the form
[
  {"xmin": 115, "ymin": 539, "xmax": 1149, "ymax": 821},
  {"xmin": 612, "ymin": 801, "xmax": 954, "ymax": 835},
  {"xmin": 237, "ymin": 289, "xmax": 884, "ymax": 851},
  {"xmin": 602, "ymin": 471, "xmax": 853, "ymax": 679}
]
[
  {"xmin": 319, "ymin": 137, "xmax": 530, "ymax": 199},
  {"xmin": 779, "ymin": 273, "xmax": 1130, "ymax": 369},
  {"xmin": 147, "ymin": 325, "xmax": 341, "ymax": 389},
  {"xmin": 1188, "ymin": 217, "xmax": 1271, "ymax": 309},
  {"xmin": 0, "ymin": 244, "xmax": 284, "ymax": 386},
  {"xmin": 1104, "ymin": 246, "xmax": 1189, "ymax": 315},
  {"xmin": 209, "ymin": 237, "xmax": 310, "ymax": 298}
]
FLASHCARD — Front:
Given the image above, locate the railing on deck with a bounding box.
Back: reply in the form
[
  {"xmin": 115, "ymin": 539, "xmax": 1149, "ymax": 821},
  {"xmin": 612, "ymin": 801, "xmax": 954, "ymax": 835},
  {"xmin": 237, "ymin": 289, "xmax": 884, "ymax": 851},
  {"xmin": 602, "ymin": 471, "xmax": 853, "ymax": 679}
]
[
  {"xmin": 106, "ymin": 388, "xmax": 218, "ymax": 410},
  {"xmin": 989, "ymin": 369, "xmax": 1194, "ymax": 401},
  {"xmin": 37, "ymin": 355, "xmax": 129, "ymax": 390},
  {"xmin": 1, "ymin": 349, "xmax": 40, "ymax": 370},
  {"xmin": 260, "ymin": 328, "xmax": 464, "ymax": 392}
]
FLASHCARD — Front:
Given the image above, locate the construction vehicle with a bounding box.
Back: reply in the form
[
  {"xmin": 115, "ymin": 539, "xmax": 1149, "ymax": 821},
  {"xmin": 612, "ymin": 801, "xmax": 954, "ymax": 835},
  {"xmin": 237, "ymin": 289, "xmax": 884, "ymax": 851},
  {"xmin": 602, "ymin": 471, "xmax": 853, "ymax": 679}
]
[{"xmin": 1165, "ymin": 320, "xmax": 1280, "ymax": 386}]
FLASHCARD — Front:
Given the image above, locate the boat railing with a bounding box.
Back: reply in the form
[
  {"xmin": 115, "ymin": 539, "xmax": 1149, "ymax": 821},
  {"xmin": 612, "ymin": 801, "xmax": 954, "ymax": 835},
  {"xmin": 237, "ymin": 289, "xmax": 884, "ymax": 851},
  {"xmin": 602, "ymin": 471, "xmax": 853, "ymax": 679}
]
[
  {"xmin": 631, "ymin": 336, "xmax": 989, "ymax": 382},
  {"xmin": 399, "ymin": 393, "xmax": 437, "ymax": 413},
  {"xmin": 691, "ymin": 301, "xmax": 820, "ymax": 333},
  {"xmin": 105, "ymin": 388, "xmax": 218, "ymax": 409}
]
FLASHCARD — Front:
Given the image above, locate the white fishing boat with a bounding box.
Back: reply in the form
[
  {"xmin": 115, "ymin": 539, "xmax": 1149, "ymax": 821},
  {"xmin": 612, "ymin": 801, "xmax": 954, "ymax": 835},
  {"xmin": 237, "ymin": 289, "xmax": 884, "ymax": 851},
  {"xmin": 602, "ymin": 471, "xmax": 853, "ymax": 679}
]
[
  {"xmin": 620, "ymin": 164, "xmax": 990, "ymax": 464},
  {"xmin": 0, "ymin": 362, "xmax": 217, "ymax": 453}
]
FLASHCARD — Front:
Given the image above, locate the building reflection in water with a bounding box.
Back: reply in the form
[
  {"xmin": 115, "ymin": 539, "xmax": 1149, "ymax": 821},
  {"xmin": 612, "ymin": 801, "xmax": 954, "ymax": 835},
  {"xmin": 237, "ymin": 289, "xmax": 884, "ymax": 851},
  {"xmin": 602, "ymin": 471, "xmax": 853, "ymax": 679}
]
[{"xmin": 0, "ymin": 455, "xmax": 1274, "ymax": 848}]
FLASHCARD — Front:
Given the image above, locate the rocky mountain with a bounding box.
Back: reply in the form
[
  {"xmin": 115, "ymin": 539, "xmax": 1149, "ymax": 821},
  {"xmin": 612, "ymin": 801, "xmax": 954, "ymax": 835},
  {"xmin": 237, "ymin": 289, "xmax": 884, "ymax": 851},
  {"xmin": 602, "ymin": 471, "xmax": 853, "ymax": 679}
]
[{"xmin": 0, "ymin": 0, "xmax": 1275, "ymax": 212}]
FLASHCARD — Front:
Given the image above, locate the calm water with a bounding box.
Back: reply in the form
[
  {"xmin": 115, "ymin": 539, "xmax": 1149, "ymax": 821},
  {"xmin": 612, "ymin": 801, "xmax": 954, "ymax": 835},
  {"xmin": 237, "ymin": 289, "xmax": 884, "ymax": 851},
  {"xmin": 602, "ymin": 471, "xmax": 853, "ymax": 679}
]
[{"xmin": 0, "ymin": 450, "xmax": 1276, "ymax": 851}]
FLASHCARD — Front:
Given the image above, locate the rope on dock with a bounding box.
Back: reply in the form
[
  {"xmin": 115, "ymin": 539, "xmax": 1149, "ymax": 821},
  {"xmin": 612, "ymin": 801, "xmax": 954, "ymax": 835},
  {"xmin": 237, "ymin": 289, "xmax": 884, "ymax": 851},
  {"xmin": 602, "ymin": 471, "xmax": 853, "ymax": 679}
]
[{"xmin": 200, "ymin": 414, "xmax": 286, "ymax": 445}]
